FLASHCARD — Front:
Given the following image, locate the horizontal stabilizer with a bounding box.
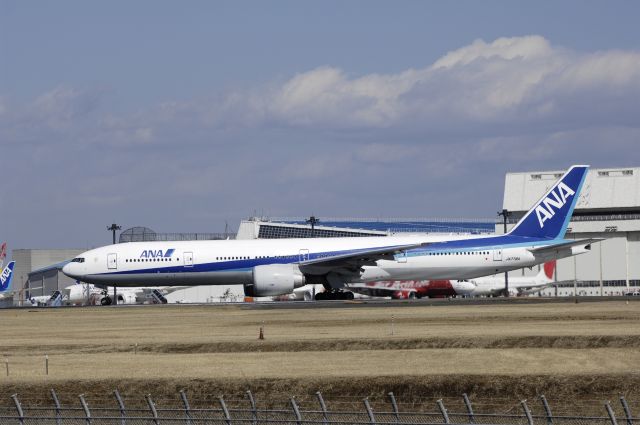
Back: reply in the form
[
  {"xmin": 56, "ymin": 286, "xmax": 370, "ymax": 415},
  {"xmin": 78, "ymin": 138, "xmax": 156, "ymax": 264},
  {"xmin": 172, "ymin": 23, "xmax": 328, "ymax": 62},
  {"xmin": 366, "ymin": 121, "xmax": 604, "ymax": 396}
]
[{"xmin": 527, "ymin": 239, "xmax": 603, "ymax": 255}]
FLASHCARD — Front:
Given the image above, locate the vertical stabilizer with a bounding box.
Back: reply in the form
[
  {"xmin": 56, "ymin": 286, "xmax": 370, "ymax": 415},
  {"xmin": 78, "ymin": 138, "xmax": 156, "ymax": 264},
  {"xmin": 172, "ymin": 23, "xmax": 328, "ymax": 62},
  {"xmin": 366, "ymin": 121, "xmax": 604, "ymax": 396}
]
[
  {"xmin": 0, "ymin": 261, "xmax": 15, "ymax": 292},
  {"xmin": 543, "ymin": 261, "xmax": 556, "ymax": 281},
  {"xmin": 0, "ymin": 242, "xmax": 6, "ymax": 268},
  {"xmin": 508, "ymin": 165, "xmax": 589, "ymax": 240}
]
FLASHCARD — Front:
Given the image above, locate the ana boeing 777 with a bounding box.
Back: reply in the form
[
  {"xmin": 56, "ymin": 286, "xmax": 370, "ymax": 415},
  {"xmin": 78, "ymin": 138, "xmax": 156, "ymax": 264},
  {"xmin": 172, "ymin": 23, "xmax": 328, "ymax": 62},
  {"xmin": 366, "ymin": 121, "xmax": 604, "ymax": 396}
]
[{"xmin": 63, "ymin": 165, "xmax": 598, "ymax": 300}]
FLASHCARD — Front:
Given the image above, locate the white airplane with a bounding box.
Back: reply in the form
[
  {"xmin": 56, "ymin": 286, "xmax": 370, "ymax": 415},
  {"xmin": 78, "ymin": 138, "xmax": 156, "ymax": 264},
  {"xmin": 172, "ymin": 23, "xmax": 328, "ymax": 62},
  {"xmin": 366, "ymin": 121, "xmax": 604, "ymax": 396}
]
[
  {"xmin": 459, "ymin": 261, "xmax": 556, "ymax": 297},
  {"xmin": 63, "ymin": 282, "xmax": 187, "ymax": 305},
  {"xmin": 0, "ymin": 261, "xmax": 15, "ymax": 300},
  {"xmin": 63, "ymin": 165, "xmax": 599, "ymax": 300},
  {"xmin": 29, "ymin": 295, "xmax": 53, "ymax": 306},
  {"xmin": 345, "ymin": 262, "xmax": 554, "ymax": 299}
]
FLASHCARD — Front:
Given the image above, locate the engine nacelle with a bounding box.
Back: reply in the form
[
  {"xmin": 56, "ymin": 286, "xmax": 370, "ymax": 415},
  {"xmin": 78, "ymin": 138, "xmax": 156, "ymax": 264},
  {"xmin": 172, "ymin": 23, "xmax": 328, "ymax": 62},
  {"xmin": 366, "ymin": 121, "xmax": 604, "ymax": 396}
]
[
  {"xmin": 116, "ymin": 292, "xmax": 138, "ymax": 305},
  {"xmin": 244, "ymin": 264, "xmax": 306, "ymax": 297}
]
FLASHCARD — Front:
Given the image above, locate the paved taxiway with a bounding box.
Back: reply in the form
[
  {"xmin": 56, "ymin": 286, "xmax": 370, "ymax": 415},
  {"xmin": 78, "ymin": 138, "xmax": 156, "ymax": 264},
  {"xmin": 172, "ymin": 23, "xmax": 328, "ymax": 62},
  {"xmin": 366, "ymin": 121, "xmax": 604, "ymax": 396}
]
[{"xmin": 11, "ymin": 295, "xmax": 635, "ymax": 311}]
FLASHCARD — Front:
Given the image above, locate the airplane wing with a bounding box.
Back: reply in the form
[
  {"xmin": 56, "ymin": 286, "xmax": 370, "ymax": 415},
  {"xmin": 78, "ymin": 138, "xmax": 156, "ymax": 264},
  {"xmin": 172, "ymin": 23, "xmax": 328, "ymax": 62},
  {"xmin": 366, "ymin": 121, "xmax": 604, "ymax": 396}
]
[
  {"xmin": 161, "ymin": 286, "xmax": 191, "ymax": 295},
  {"xmin": 298, "ymin": 243, "xmax": 428, "ymax": 274},
  {"xmin": 527, "ymin": 238, "xmax": 603, "ymax": 255},
  {"xmin": 517, "ymin": 282, "xmax": 555, "ymax": 295}
]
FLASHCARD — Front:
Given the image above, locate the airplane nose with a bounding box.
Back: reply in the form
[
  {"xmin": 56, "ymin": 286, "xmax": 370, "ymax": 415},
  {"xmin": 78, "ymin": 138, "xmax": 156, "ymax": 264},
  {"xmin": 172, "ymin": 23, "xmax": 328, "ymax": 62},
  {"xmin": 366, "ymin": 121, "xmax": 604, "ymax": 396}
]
[{"xmin": 62, "ymin": 263, "xmax": 75, "ymax": 277}]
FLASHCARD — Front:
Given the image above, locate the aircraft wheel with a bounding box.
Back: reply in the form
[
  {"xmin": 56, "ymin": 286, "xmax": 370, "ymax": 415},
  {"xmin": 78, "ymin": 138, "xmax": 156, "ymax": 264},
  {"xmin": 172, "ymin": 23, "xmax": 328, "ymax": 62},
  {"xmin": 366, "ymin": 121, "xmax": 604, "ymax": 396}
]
[
  {"xmin": 100, "ymin": 296, "xmax": 112, "ymax": 306},
  {"xmin": 315, "ymin": 292, "xmax": 326, "ymax": 301},
  {"xmin": 344, "ymin": 291, "xmax": 354, "ymax": 300}
]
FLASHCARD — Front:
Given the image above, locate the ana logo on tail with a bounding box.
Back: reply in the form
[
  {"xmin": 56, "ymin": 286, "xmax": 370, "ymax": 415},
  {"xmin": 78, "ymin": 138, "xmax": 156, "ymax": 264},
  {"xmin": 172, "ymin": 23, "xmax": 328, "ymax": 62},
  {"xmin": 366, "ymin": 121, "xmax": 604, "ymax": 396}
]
[
  {"xmin": 509, "ymin": 165, "xmax": 588, "ymax": 240},
  {"xmin": 535, "ymin": 182, "xmax": 576, "ymax": 228},
  {"xmin": 0, "ymin": 261, "xmax": 15, "ymax": 292}
]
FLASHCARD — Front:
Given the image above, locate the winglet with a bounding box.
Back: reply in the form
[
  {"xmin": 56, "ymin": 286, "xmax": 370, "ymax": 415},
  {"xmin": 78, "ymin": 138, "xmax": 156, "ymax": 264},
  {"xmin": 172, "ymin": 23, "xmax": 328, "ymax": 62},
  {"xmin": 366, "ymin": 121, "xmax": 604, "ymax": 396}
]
[
  {"xmin": 508, "ymin": 165, "xmax": 589, "ymax": 240},
  {"xmin": 0, "ymin": 261, "xmax": 15, "ymax": 292}
]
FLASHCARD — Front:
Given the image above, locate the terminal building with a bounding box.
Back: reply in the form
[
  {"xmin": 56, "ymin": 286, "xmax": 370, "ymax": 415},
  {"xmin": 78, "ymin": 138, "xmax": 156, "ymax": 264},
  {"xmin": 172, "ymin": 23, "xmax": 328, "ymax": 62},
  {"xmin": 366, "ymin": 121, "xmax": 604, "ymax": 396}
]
[
  {"xmin": 6, "ymin": 166, "xmax": 640, "ymax": 305},
  {"xmin": 235, "ymin": 217, "xmax": 494, "ymax": 240}
]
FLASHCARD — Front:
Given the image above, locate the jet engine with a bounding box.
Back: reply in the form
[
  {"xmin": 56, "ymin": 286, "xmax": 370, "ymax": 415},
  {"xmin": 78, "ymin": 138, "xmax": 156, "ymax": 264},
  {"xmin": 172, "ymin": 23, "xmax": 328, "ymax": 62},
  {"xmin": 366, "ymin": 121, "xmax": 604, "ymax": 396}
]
[{"xmin": 244, "ymin": 264, "xmax": 306, "ymax": 297}]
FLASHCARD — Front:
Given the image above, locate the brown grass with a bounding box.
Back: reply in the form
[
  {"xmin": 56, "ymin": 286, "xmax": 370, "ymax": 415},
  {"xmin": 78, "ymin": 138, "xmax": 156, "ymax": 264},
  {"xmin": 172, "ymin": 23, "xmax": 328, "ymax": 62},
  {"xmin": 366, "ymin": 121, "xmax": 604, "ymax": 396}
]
[{"xmin": 0, "ymin": 300, "xmax": 639, "ymax": 410}]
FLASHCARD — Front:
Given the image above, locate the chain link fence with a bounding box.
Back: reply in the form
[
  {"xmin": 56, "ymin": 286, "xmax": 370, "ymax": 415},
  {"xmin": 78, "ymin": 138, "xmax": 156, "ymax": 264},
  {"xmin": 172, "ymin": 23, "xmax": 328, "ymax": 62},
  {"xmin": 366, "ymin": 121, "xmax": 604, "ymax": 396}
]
[{"xmin": 1, "ymin": 389, "xmax": 636, "ymax": 425}]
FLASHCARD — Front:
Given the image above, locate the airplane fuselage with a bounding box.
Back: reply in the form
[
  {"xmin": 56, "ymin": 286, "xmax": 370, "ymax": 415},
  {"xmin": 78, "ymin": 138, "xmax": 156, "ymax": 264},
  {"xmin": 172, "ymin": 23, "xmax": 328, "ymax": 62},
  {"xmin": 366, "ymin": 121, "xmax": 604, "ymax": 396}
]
[{"xmin": 62, "ymin": 234, "xmax": 573, "ymax": 288}]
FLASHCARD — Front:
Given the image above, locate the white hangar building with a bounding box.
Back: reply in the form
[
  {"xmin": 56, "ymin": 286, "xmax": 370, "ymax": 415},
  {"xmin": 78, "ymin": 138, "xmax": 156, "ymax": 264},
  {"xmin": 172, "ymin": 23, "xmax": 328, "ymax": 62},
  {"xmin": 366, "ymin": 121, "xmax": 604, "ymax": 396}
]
[{"xmin": 501, "ymin": 166, "xmax": 640, "ymax": 296}]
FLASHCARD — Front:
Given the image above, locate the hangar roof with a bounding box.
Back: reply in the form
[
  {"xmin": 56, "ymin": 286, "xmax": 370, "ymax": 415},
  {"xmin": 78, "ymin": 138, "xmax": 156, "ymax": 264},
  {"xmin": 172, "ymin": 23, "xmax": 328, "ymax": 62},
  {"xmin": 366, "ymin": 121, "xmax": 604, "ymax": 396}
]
[{"xmin": 503, "ymin": 167, "xmax": 640, "ymax": 213}]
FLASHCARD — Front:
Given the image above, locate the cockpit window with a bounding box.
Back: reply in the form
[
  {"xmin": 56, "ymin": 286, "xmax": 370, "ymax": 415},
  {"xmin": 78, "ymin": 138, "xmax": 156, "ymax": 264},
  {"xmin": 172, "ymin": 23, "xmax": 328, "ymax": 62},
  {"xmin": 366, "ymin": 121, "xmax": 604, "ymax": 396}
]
[{"xmin": 70, "ymin": 257, "xmax": 85, "ymax": 263}]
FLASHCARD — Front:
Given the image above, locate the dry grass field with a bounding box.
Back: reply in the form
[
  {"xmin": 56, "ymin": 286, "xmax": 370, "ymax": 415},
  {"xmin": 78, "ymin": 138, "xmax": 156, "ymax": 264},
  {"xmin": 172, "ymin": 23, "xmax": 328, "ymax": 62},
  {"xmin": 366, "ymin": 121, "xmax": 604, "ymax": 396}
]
[{"xmin": 0, "ymin": 300, "xmax": 639, "ymax": 410}]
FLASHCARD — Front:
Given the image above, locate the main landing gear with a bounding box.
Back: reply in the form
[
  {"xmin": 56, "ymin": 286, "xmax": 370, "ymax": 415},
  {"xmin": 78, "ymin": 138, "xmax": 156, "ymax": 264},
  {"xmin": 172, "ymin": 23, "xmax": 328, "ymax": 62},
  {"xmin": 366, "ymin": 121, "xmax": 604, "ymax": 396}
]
[
  {"xmin": 100, "ymin": 289, "xmax": 112, "ymax": 305},
  {"xmin": 315, "ymin": 290, "xmax": 355, "ymax": 301}
]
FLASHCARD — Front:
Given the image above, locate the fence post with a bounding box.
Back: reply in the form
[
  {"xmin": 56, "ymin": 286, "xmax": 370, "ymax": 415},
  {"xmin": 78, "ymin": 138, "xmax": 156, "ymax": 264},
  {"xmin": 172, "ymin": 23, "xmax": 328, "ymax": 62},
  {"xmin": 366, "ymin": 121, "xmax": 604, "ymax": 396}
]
[
  {"xmin": 219, "ymin": 396, "xmax": 232, "ymax": 425},
  {"xmin": 114, "ymin": 389, "xmax": 127, "ymax": 425},
  {"xmin": 290, "ymin": 397, "xmax": 302, "ymax": 425},
  {"xmin": 437, "ymin": 399, "xmax": 450, "ymax": 424},
  {"xmin": 463, "ymin": 393, "xmax": 476, "ymax": 424},
  {"xmin": 146, "ymin": 394, "xmax": 159, "ymax": 425},
  {"xmin": 179, "ymin": 389, "xmax": 193, "ymax": 425},
  {"xmin": 620, "ymin": 396, "xmax": 633, "ymax": 425},
  {"xmin": 50, "ymin": 389, "xmax": 62, "ymax": 425},
  {"xmin": 521, "ymin": 400, "xmax": 534, "ymax": 425},
  {"xmin": 11, "ymin": 394, "xmax": 24, "ymax": 425},
  {"xmin": 540, "ymin": 395, "xmax": 553, "ymax": 425},
  {"xmin": 79, "ymin": 394, "xmax": 92, "ymax": 425},
  {"xmin": 606, "ymin": 402, "xmax": 619, "ymax": 425},
  {"xmin": 246, "ymin": 390, "xmax": 257, "ymax": 425},
  {"xmin": 364, "ymin": 398, "xmax": 376, "ymax": 424},
  {"xmin": 388, "ymin": 392, "xmax": 400, "ymax": 422},
  {"xmin": 316, "ymin": 391, "xmax": 329, "ymax": 424}
]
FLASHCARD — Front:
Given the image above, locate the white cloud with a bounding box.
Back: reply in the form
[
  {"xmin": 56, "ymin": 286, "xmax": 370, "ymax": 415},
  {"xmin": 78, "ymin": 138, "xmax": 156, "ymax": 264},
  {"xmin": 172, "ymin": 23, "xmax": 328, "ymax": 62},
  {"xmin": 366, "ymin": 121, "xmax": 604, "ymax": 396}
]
[
  {"xmin": 431, "ymin": 36, "xmax": 555, "ymax": 69},
  {"xmin": 32, "ymin": 86, "xmax": 104, "ymax": 130},
  {"xmin": 256, "ymin": 35, "xmax": 640, "ymax": 132},
  {"xmin": 5, "ymin": 35, "xmax": 638, "ymax": 149}
]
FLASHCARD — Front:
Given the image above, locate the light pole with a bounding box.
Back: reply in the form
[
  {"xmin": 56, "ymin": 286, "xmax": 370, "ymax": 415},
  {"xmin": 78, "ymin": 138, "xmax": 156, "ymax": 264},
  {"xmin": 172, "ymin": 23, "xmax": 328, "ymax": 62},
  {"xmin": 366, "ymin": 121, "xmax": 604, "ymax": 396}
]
[
  {"xmin": 107, "ymin": 223, "xmax": 121, "ymax": 245},
  {"xmin": 306, "ymin": 216, "xmax": 320, "ymax": 238},
  {"xmin": 497, "ymin": 209, "xmax": 511, "ymax": 297},
  {"xmin": 107, "ymin": 223, "xmax": 121, "ymax": 305}
]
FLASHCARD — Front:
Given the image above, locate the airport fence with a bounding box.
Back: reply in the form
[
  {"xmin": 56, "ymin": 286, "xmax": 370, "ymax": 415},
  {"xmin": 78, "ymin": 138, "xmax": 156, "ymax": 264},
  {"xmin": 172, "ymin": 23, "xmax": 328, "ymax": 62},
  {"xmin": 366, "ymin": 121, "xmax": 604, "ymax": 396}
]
[{"xmin": 0, "ymin": 390, "xmax": 636, "ymax": 425}]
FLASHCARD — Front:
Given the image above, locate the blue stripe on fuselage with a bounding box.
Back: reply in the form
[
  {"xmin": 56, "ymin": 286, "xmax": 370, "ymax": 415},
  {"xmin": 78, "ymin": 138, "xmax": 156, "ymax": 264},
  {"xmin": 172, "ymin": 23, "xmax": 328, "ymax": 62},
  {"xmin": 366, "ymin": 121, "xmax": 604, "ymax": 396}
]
[{"xmin": 98, "ymin": 246, "xmax": 399, "ymax": 276}]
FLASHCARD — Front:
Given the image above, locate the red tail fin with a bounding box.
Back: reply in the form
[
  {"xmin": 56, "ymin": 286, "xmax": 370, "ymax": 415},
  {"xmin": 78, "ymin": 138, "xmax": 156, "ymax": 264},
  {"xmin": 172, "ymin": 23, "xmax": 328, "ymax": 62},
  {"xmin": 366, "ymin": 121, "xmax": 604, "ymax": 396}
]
[
  {"xmin": 0, "ymin": 243, "xmax": 6, "ymax": 262},
  {"xmin": 543, "ymin": 261, "xmax": 556, "ymax": 280}
]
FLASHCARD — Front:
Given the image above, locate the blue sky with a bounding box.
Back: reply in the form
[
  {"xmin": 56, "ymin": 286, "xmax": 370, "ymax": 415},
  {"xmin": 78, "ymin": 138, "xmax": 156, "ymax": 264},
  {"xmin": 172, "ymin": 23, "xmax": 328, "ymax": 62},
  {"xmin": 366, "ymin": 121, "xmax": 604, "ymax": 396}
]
[{"xmin": 1, "ymin": 1, "xmax": 640, "ymax": 249}]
